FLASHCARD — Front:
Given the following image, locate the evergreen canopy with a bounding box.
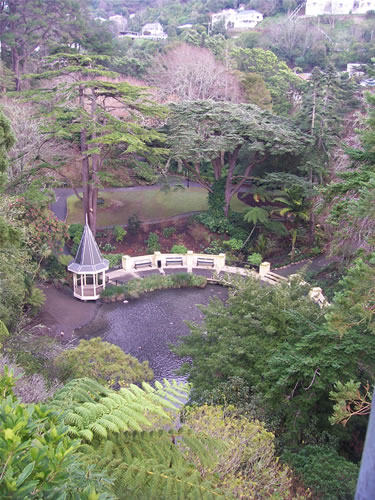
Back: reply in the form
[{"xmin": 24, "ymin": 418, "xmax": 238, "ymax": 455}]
[{"xmin": 166, "ymin": 100, "xmax": 311, "ymax": 215}]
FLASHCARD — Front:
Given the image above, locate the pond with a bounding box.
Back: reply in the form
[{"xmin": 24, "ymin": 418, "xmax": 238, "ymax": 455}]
[{"xmin": 78, "ymin": 285, "xmax": 228, "ymax": 381}]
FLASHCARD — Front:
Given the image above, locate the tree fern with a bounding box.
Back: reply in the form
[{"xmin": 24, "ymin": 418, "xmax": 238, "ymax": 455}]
[
  {"xmin": 51, "ymin": 378, "xmax": 190, "ymax": 441},
  {"xmin": 51, "ymin": 378, "xmax": 231, "ymax": 498},
  {"xmin": 81, "ymin": 429, "xmax": 230, "ymax": 499}
]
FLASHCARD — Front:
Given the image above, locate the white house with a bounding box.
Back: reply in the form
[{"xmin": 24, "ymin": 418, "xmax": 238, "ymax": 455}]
[
  {"xmin": 306, "ymin": 0, "xmax": 375, "ymax": 16},
  {"xmin": 347, "ymin": 62, "xmax": 366, "ymax": 76},
  {"xmin": 109, "ymin": 14, "xmax": 127, "ymax": 32},
  {"xmin": 211, "ymin": 8, "xmax": 263, "ymax": 30},
  {"xmin": 141, "ymin": 22, "xmax": 166, "ymax": 37}
]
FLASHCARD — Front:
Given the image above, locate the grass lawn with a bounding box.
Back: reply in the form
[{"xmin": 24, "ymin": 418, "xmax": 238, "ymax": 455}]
[{"xmin": 66, "ymin": 187, "xmax": 247, "ymax": 226}]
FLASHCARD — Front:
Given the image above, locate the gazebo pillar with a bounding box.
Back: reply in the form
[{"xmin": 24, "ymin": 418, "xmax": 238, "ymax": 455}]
[{"xmin": 81, "ymin": 274, "xmax": 84, "ymax": 297}]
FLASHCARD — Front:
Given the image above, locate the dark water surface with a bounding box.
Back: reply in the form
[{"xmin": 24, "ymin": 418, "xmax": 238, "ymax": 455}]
[{"xmin": 79, "ymin": 285, "xmax": 228, "ymax": 381}]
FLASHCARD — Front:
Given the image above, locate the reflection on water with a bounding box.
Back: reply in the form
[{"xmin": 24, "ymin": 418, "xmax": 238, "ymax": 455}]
[{"xmin": 80, "ymin": 286, "xmax": 227, "ymax": 381}]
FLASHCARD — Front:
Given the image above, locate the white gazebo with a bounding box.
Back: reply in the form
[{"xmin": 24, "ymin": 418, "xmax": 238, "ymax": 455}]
[{"xmin": 68, "ymin": 222, "xmax": 109, "ymax": 301}]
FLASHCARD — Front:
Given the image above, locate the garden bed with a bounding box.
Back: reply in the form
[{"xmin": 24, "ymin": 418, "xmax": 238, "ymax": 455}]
[{"xmin": 101, "ymin": 273, "xmax": 207, "ymax": 302}]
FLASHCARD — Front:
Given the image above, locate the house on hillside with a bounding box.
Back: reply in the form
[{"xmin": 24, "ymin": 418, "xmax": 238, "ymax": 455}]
[
  {"xmin": 109, "ymin": 14, "xmax": 127, "ymax": 32},
  {"xmin": 347, "ymin": 63, "xmax": 366, "ymax": 77},
  {"xmin": 306, "ymin": 0, "xmax": 375, "ymax": 16},
  {"xmin": 141, "ymin": 22, "xmax": 167, "ymax": 37},
  {"xmin": 211, "ymin": 8, "xmax": 263, "ymax": 31}
]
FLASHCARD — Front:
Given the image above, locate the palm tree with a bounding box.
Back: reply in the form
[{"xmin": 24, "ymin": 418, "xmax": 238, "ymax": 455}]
[{"xmin": 272, "ymin": 186, "xmax": 310, "ymax": 261}]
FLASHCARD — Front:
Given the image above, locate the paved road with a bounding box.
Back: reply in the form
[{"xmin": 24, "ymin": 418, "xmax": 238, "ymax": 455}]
[{"xmin": 273, "ymin": 255, "xmax": 340, "ymax": 278}]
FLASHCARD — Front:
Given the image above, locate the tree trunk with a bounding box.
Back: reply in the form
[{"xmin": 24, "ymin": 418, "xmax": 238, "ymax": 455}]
[
  {"xmin": 11, "ymin": 49, "xmax": 21, "ymax": 91},
  {"xmin": 290, "ymin": 228, "xmax": 297, "ymax": 261},
  {"xmin": 79, "ymin": 86, "xmax": 90, "ymax": 222}
]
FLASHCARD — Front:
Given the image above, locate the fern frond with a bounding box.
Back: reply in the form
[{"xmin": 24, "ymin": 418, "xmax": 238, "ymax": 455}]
[
  {"xmin": 89, "ymin": 422, "xmax": 108, "ymax": 438},
  {"xmin": 78, "ymin": 429, "xmax": 94, "ymax": 442}
]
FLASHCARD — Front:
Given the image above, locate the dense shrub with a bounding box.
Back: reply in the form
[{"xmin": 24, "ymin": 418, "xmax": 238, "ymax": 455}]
[
  {"xmin": 0, "ymin": 321, "xmax": 9, "ymax": 349},
  {"xmin": 44, "ymin": 254, "xmax": 68, "ymax": 280},
  {"xmin": 183, "ymin": 405, "xmax": 298, "ymax": 499},
  {"xmin": 222, "ymin": 238, "xmax": 243, "ymax": 251},
  {"xmin": 55, "ymin": 337, "xmax": 153, "ymax": 386},
  {"xmin": 163, "ymin": 226, "xmax": 176, "ymax": 238},
  {"xmin": 101, "ymin": 273, "xmax": 207, "ymax": 301},
  {"xmin": 197, "ymin": 213, "xmax": 233, "ymax": 234},
  {"xmin": 25, "ymin": 287, "xmax": 46, "ymax": 316},
  {"xmin": 146, "ymin": 232, "xmax": 161, "ymax": 253},
  {"xmin": 204, "ymin": 239, "xmax": 225, "ymax": 255},
  {"xmin": 133, "ymin": 162, "xmax": 158, "ymax": 183},
  {"xmin": 101, "ymin": 242, "xmax": 116, "ymax": 252},
  {"xmin": 113, "ymin": 225, "xmax": 126, "ymax": 242},
  {"xmin": 127, "ymin": 213, "xmax": 141, "ymax": 234},
  {"xmin": 247, "ymin": 252, "xmax": 263, "ymax": 267},
  {"xmin": 170, "ymin": 244, "xmax": 187, "ymax": 254},
  {"xmin": 104, "ymin": 253, "xmax": 122, "ymax": 269},
  {"xmin": 282, "ymin": 445, "xmax": 359, "ymax": 500},
  {"xmin": 68, "ymin": 223, "xmax": 83, "ymax": 255}
]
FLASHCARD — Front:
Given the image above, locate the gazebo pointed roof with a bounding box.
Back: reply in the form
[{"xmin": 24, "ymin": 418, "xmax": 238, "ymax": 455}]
[{"xmin": 68, "ymin": 220, "xmax": 109, "ymax": 274}]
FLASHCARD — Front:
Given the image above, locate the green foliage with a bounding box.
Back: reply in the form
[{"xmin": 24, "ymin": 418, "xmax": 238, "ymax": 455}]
[
  {"xmin": 173, "ymin": 272, "xmax": 375, "ymax": 445},
  {"xmin": 0, "ymin": 216, "xmax": 21, "ymax": 248},
  {"xmin": 282, "ymin": 445, "xmax": 359, "ymax": 500},
  {"xmin": 0, "ymin": 246, "xmax": 29, "ymax": 330},
  {"xmin": 222, "ymin": 238, "xmax": 243, "ymax": 252},
  {"xmin": 22, "ymin": 53, "xmax": 167, "ymax": 232},
  {"xmin": 50, "ymin": 377, "xmax": 190, "ymax": 439},
  {"xmin": 103, "ymin": 253, "xmax": 122, "ymax": 268},
  {"xmin": 329, "ymin": 380, "xmax": 372, "ymax": 426},
  {"xmin": 8, "ymin": 198, "xmax": 68, "ymax": 261},
  {"xmin": 52, "ymin": 378, "xmax": 226, "ymax": 500},
  {"xmin": 247, "ymin": 252, "xmax": 263, "ymax": 266},
  {"xmin": 127, "ymin": 213, "xmax": 141, "ymax": 234},
  {"xmin": 170, "ymin": 244, "xmax": 187, "ymax": 254},
  {"xmin": 297, "ymin": 66, "xmax": 358, "ymax": 184},
  {"xmin": 167, "ymin": 100, "xmax": 311, "ymax": 215},
  {"xmin": 0, "ymin": 106, "xmax": 16, "ymax": 188},
  {"xmin": 24, "ymin": 286, "xmax": 46, "ymax": 316},
  {"xmin": 326, "ymin": 257, "xmax": 375, "ymax": 336},
  {"xmin": 272, "ymin": 185, "xmax": 311, "ymax": 260},
  {"xmin": 101, "ymin": 273, "xmax": 207, "ymax": 301},
  {"xmin": 55, "ymin": 338, "xmax": 153, "ymax": 386},
  {"xmin": 113, "ymin": 225, "xmax": 126, "ymax": 243},
  {"xmin": 81, "ymin": 429, "xmax": 228, "ymax": 500},
  {"xmin": 183, "ymin": 405, "xmax": 297, "ymax": 499},
  {"xmin": 42, "ymin": 254, "xmax": 69, "ymax": 282},
  {"xmin": 146, "ymin": 232, "xmax": 161, "ymax": 253},
  {"xmin": 0, "ymin": 371, "xmax": 112, "ymax": 499},
  {"xmin": 322, "ymin": 91, "xmax": 375, "ymax": 257},
  {"xmin": 69, "ymin": 223, "xmax": 84, "ymax": 255},
  {"xmin": 243, "ymin": 206, "xmax": 269, "ymax": 225},
  {"xmin": 198, "ymin": 213, "xmax": 233, "ymax": 234},
  {"xmin": 204, "ymin": 239, "xmax": 225, "ymax": 255},
  {"xmin": 133, "ymin": 162, "xmax": 159, "ymax": 184},
  {"xmin": 0, "ymin": 320, "xmax": 9, "ymax": 349},
  {"xmin": 101, "ymin": 243, "xmax": 116, "ymax": 252},
  {"xmin": 239, "ymin": 72, "xmax": 273, "ymax": 110},
  {"xmin": 163, "ymin": 226, "xmax": 176, "ymax": 238},
  {"xmin": 230, "ymin": 48, "xmax": 304, "ymax": 115}
]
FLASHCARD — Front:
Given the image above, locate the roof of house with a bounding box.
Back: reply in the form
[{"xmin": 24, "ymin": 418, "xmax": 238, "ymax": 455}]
[
  {"xmin": 236, "ymin": 9, "xmax": 262, "ymax": 16},
  {"xmin": 142, "ymin": 22, "xmax": 162, "ymax": 30},
  {"xmin": 68, "ymin": 221, "xmax": 109, "ymax": 274}
]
